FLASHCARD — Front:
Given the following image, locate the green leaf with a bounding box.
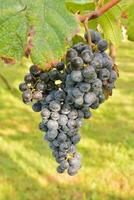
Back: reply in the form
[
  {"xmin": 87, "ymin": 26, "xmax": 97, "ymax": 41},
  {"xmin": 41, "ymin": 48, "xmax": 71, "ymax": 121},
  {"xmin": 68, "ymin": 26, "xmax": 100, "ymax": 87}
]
[
  {"xmin": 71, "ymin": 34, "xmax": 85, "ymax": 45},
  {"xmin": 0, "ymin": 0, "xmax": 78, "ymax": 68},
  {"xmin": 98, "ymin": 6, "xmax": 122, "ymax": 45},
  {"xmin": 0, "ymin": 1, "xmax": 28, "ymax": 61},
  {"xmin": 118, "ymin": 0, "xmax": 134, "ymax": 9},
  {"xmin": 66, "ymin": 0, "xmax": 95, "ymax": 14},
  {"xmin": 126, "ymin": 3, "xmax": 134, "ymax": 41}
]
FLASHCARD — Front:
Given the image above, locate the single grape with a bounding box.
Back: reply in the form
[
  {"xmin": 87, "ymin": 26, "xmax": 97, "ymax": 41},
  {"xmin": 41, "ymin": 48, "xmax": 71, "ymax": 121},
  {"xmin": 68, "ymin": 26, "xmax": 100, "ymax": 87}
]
[
  {"xmin": 90, "ymin": 98, "xmax": 100, "ymax": 109},
  {"xmin": 74, "ymin": 96, "xmax": 84, "ymax": 106},
  {"xmin": 61, "ymin": 104, "xmax": 71, "ymax": 115},
  {"xmin": 98, "ymin": 93, "xmax": 106, "ymax": 103},
  {"xmin": 49, "ymin": 70, "xmax": 59, "ymax": 81},
  {"xmin": 92, "ymin": 79, "xmax": 102, "ymax": 90},
  {"xmin": 60, "ymin": 160, "xmax": 69, "ymax": 170},
  {"xmin": 71, "ymin": 70, "xmax": 83, "ymax": 82},
  {"xmin": 84, "ymin": 92, "xmax": 96, "ymax": 105},
  {"xmin": 54, "ymin": 90, "xmax": 66, "ymax": 102},
  {"xmin": 102, "ymin": 56, "xmax": 113, "ymax": 71},
  {"xmin": 59, "ymin": 143, "xmax": 69, "ymax": 152},
  {"xmin": 65, "ymin": 95, "xmax": 74, "ymax": 105},
  {"xmin": 57, "ymin": 166, "xmax": 65, "ymax": 173},
  {"xmin": 45, "ymin": 93, "xmax": 54, "ymax": 103},
  {"xmin": 58, "ymin": 114, "xmax": 68, "ymax": 126},
  {"xmin": 99, "ymin": 68, "xmax": 110, "ymax": 81},
  {"xmin": 73, "ymin": 42, "xmax": 84, "ymax": 53},
  {"xmin": 66, "ymin": 128, "xmax": 78, "ymax": 137},
  {"xmin": 24, "ymin": 73, "xmax": 33, "ymax": 83},
  {"xmin": 91, "ymin": 53, "xmax": 103, "ymax": 72},
  {"xmin": 40, "ymin": 72, "xmax": 49, "ymax": 83},
  {"xmin": 84, "ymin": 110, "xmax": 92, "ymax": 119},
  {"xmin": 84, "ymin": 29, "xmax": 101, "ymax": 44},
  {"xmin": 72, "ymin": 88, "xmax": 83, "ymax": 98},
  {"xmin": 67, "ymin": 166, "xmax": 78, "ymax": 176},
  {"xmin": 47, "ymin": 129, "xmax": 58, "ymax": 140},
  {"xmin": 68, "ymin": 145, "xmax": 76, "ymax": 154},
  {"xmin": 52, "ymin": 139, "xmax": 60, "ymax": 147},
  {"xmin": 71, "ymin": 134, "xmax": 81, "ymax": 144},
  {"xmin": 29, "ymin": 65, "xmax": 42, "ymax": 77},
  {"xmin": 47, "ymin": 81, "xmax": 55, "ymax": 91},
  {"xmin": 81, "ymin": 49, "xmax": 93, "ymax": 63},
  {"xmin": 56, "ymin": 62, "xmax": 65, "ymax": 71},
  {"xmin": 36, "ymin": 82, "xmax": 47, "ymax": 91},
  {"xmin": 71, "ymin": 57, "xmax": 84, "ymax": 69},
  {"xmin": 66, "ymin": 48, "xmax": 78, "ymax": 61},
  {"xmin": 49, "ymin": 101, "xmax": 61, "ymax": 112},
  {"xmin": 22, "ymin": 90, "xmax": 32, "ymax": 100},
  {"xmin": 67, "ymin": 119, "xmax": 77, "ymax": 129},
  {"xmin": 82, "ymin": 66, "xmax": 96, "ymax": 80},
  {"xmin": 19, "ymin": 82, "xmax": 27, "ymax": 91},
  {"xmin": 47, "ymin": 120, "xmax": 59, "ymax": 130},
  {"xmin": 32, "ymin": 102, "xmax": 42, "ymax": 112},
  {"xmin": 97, "ymin": 39, "xmax": 108, "ymax": 52},
  {"xmin": 57, "ymin": 133, "xmax": 67, "ymax": 142},
  {"xmin": 51, "ymin": 112, "xmax": 60, "ymax": 121},
  {"xmin": 77, "ymin": 110, "xmax": 84, "ymax": 118},
  {"xmin": 109, "ymin": 70, "xmax": 117, "ymax": 82},
  {"xmin": 52, "ymin": 149, "xmax": 59, "ymax": 158},
  {"xmin": 79, "ymin": 82, "xmax": 91, "ymax": 93},
  {"xmin": 32, "ymin": 91, "xmax": 43, "ymax": 100},
  {"xmin": 61, "ymin": 125, "xmax": 70, "ymax": 132},
  {"xmin": 65, "ymin": 74, "xmax": 75, "ymax": 87},
  {"xmin": 68, "ymin": 110, "xmax": 78, "ymax": 119},
  {"xmin": 39, "ymin": 122, "xmax": 48, "ymax": 132},
  {"xmin": 68, "ymin": 157, "xmax": 81, "ymax": 168}
]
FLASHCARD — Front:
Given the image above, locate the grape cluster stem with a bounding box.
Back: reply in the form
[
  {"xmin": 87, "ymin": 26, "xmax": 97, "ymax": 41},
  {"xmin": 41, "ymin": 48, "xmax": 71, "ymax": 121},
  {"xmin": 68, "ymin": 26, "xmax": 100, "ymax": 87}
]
[{"xmin": 78, "ymin": 0, "xmax": 121, "ymax": 23}]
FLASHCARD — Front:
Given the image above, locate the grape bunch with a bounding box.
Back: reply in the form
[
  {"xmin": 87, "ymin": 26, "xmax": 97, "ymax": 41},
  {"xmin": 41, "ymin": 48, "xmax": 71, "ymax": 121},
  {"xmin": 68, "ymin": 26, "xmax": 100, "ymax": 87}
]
[
  {"xmin": 19, "ymin": 63, "xmax": 65, "ymax": 104},
  {"xmin": 19, "ymin": 29, "xmax": 118, "ymax": 176}
]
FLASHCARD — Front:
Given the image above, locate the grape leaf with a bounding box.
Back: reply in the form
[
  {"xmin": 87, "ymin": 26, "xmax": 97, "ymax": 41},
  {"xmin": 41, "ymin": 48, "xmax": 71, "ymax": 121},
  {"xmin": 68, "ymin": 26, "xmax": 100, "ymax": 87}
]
[
  {"xmin": 66, "ymin": 0, "xmax": 95, "ymax": 13},
  {"xmin": 98, "ymin": 9, "xmax": 122, "ymax": 45},
  {"xmin": 0, "ymin": 0, "xmax": 78, "ymax": 68},
  {"xmin": 126, "ymin": 3, "xmax": 134, "ymax": 41}
]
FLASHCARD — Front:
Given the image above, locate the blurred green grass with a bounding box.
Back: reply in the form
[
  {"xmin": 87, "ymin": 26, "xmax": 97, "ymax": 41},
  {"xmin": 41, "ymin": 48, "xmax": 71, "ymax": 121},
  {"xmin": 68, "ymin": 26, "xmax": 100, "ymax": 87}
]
[{"xmin": 0, "ymin": 41, "xmax": 134, "ymax": 200}]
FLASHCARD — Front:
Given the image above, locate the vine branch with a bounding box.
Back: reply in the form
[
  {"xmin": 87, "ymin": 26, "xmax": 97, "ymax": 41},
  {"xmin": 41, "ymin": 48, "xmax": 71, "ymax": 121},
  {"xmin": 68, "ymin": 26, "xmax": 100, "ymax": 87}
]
[{"xmin": 78, "ymin": 0, "xmax": 121, "ymax": 22}]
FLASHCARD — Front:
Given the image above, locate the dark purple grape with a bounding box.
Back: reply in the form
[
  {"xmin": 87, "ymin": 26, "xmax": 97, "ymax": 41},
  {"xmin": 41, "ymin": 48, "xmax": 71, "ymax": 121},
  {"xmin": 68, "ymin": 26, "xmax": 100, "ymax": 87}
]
[
  {"xmin": 32, "ymin": 102, "xmax": 42, "ymax": 112},
  {"xmin": 56, "ymin": 62, "xmax": 65, "ymax": 71},
  {"xmin": 97, "ymin": 40, "xmax": 108, "ymax": 52},
  {"xmin": 71, "ymin": 57, "xmax": 84, "ymax": 69},
  {"xmin": 81, "ymin": 49, "xmax": 93, "ymax": 63},
  {"xmin": 32, "ymin": 91, "xmax": 43, "ymax": 100},
  {"xmin": 66, "ymin": 48, "xmax": 78, "ymax": 61},
  {"xmin": 19, "ymin": 82, "xmax": 27, "ymax": 91},
  {"xmin": 22, "ymin": 90, "xmax": 32, "ymax": 100},
  {"xmin": 40, "ymin": 72, "xmax": 49, "ymax": 82},
  {"xmin": 29, "ymin": 65, "xmax": 42, "ymax": 77},
  {"xmin": 84, "ymin": 29, "xmax": 101, "ymax": 44},
  {"xmin": 36, "ymin": 82, "xmax": 47, "ymax": 91},
  {"xmin": 24, "ymin": 73, "xmax": 33, "ymax": 83}
]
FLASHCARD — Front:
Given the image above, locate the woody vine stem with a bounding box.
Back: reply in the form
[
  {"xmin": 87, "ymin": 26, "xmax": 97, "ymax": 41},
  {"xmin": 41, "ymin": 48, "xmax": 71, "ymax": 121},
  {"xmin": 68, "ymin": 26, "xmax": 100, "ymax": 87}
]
[{"xmin": 78, "ymin": 0, "xmax": 121, "ymax": 22}]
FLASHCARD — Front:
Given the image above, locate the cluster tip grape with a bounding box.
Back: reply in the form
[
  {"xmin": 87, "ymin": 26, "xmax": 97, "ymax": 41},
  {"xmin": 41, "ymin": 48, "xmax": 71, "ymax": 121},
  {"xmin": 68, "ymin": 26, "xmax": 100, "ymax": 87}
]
[{"xmin": 19, "ymin": 29, "xmax": 118, "ymax": 176}]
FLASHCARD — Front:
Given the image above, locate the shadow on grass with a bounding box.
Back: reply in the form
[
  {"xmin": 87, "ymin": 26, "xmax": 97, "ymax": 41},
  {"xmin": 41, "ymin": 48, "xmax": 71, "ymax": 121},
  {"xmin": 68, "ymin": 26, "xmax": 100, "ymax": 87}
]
[{"xmin": 1, "ymin": 150, "xmax": 134, "ymax": 200}]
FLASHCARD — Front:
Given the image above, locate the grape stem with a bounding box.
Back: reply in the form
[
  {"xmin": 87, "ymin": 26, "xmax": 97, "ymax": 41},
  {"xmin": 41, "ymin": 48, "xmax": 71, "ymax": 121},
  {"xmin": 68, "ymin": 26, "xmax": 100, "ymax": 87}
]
[
  {"xmin": 83, "ymin": 20, "xmax": 92, "ymax": 47},
  {"xmin": 78, "ymin": 0, "xmax": 121, "ymax": 23}
]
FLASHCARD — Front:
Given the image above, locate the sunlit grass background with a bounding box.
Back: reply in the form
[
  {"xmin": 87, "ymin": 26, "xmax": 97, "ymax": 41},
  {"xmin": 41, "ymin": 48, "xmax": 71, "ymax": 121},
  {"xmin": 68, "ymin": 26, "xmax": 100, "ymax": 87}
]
[{"xmin": 0, "ymin": 41, "xmax": 134, "ymax": 200}]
